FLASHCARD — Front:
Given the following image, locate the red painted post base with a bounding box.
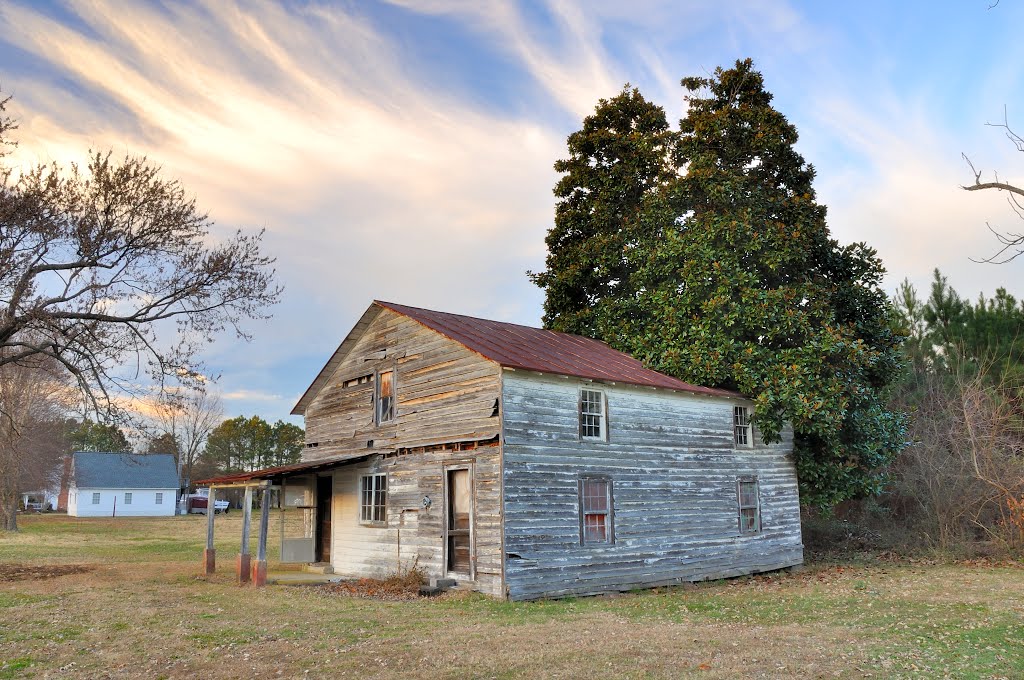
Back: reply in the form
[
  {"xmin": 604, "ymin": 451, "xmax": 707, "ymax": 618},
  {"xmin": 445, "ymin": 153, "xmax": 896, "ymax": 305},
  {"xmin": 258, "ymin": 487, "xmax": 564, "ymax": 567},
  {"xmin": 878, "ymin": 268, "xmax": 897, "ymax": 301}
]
[
  {"xmin": 251, "ymin": 559, "xmax": 268, "ymax": 587},
  {"xmin": 202, "ymin": 548, "xmax": 216, "ymax": 575},
  {"xmin": 237, "ymin": 554, "xmax": 251, "ymax": 584}
]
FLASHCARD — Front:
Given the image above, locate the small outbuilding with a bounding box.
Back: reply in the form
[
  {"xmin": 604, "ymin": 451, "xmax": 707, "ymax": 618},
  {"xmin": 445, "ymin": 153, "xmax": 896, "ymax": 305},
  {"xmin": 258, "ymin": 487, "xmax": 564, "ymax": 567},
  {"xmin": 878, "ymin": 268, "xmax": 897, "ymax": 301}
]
[{"xmin": 66, "ymin": 452, "xmax": 179, "ymax": 517}]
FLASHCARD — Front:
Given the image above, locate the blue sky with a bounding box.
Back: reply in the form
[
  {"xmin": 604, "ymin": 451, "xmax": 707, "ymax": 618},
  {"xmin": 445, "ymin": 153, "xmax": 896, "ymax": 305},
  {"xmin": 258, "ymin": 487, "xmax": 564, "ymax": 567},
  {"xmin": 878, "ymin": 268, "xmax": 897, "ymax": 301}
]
[{"xmin": 2, "ymin": 0, "xmax": 1023, "ymax": 424}]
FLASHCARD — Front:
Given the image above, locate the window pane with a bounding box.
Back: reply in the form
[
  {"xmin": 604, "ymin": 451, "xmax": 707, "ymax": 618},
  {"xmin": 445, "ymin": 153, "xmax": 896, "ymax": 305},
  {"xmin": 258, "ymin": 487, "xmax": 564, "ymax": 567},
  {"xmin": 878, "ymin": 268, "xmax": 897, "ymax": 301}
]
[
  {"xmin": 580, "ymin": 390, "xmax": 604, "ymax": 438},
  {"xmin": 740, "ymin": 508, "xmax": 757, "ymax": 532},
  {"xmin": 739, "ymin": 482, "xmax": 758, "ymax": 507},
  {"xmin": 583, "ymin": 513, "xmax": 607, "ymax": 542},
  {"xmin": 582, "ymin": 480, "xmax": 608, "ymax": 512}
]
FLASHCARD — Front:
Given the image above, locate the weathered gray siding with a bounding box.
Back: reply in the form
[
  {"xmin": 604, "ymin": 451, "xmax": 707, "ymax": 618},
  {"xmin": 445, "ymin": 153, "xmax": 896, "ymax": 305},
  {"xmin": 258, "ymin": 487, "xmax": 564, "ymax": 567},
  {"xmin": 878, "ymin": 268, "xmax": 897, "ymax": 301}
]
[
  {"xmin": 501, "ymin": 370, "xmax": 802, "ymax": 601},
  {"xmin": 329, "ymin": 443, "xmax": 504, "ymax": 597},
  {"xmin": 304, "ymin": 307, "xmax": 501, "ymax": 458},
  {"xmin": 301, "ymin": 308, "xmax": 504, "ymax": 594}
]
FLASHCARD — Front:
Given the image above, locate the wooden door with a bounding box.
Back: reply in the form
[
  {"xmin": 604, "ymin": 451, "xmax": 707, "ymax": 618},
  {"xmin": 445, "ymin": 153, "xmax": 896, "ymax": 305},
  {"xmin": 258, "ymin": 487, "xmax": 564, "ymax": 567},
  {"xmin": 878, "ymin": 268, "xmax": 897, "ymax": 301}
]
[
  {"xmin": 315, "ymin": 475, "xmax": 332, "ymax": 563},
  {"xmin": 445, "ymin": 468, "xmax": 472, "ymax": 576}
]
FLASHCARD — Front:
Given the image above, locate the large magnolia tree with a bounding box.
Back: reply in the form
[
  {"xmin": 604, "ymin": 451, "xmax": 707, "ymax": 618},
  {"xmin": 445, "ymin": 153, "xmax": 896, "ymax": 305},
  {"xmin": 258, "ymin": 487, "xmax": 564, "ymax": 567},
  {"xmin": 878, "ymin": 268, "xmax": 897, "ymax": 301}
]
[
  {"xmin": 0, "ymin": 94, "xmax": 281, "ymax": 529},
  {"xmin": 532, "ymin": 60, "xmax": 906, "ymax": 508}
]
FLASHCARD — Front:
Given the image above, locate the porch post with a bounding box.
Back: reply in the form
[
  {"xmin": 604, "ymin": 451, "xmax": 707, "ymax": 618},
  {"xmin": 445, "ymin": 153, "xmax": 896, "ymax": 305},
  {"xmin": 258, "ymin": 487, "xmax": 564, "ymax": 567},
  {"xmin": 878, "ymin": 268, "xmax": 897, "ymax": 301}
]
[
  {"xmin": 237, "ymin": 486, "xmax": 253, "ymax": 583},
  {"xmin": 252, "ymin": 485, "xmax": 271, "ymax": 586},
  {"xmin": 202, "ymin": 487, "xmax": 216, "ymax": 574}
]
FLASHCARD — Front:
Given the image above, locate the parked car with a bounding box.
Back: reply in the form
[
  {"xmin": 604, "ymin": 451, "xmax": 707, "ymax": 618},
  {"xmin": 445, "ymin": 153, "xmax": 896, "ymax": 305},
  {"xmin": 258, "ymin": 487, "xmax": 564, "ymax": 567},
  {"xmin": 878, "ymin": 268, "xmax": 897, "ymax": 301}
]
[{"xmin": 186, "ymin": 488, "xmax": 230, "ymax": 514}]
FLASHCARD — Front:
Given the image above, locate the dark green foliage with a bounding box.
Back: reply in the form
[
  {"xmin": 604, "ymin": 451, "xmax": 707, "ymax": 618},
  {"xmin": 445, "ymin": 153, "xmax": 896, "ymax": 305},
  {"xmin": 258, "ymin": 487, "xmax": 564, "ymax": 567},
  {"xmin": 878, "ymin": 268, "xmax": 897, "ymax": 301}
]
[
  {"xmin": 897, "ymin": 269, "xmax": 1024, "ymax": 384},
  {"xmin": 529, "ymin": 86, "xmax": 675, "ymax": 338},
  {"xmin": 533, "ymin": 59, "xmax": 907, "ymax": 509},
  {"xmin": 69, "ymin": 419, "xmax": 131, "ymax": 453},
  {"xmin": 202, "ymin": 416, "xmax": 303, "ymax": 473}
]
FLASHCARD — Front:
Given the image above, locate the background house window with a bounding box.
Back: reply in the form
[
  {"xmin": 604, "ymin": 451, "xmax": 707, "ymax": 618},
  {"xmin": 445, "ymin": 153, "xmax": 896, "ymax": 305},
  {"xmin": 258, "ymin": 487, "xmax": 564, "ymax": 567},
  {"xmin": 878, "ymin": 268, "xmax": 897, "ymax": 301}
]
[
  {"xmin": 376, "ymin": 371, "xmax": 395, "ymax": 424},
  {"xmin": 734, "ymin": 406, "xmax": 752, "ymax": 446},
  {"xmin": 155, "ymin": 492, "xmax": 163, "ymax": 505},
  {"xmin": 124, "ymin": 492, "xmax": 132, "ymax": 505},
  {"xmin": 359, "ymin": 473, "xmax": 388, "ymax": 524},
  {"xmin": 579, "ymin": 477, "xmax": 613, "ymax": 544},
  {"xmin": 580, "ymin": 389, "xmax": 606, "ymax": 440},
  {"xmin": 91, "ymin": 492, "xmax": 100, "ymax": 504},
  {"xmin": 737, "ymin": 478, "xmax": 761, "ymax": 533}
]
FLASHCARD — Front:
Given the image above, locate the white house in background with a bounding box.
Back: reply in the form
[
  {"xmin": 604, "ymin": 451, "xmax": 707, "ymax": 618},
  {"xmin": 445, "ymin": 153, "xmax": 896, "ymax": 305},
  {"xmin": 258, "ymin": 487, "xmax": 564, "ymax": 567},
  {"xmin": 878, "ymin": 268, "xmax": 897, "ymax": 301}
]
[
  {"xmin": 20, "ymin": 489, "xmax": 58, "ymax": 511},
  {"xmin": 66, "ymin": 452, "xmax": 179, "ymax": 517}
]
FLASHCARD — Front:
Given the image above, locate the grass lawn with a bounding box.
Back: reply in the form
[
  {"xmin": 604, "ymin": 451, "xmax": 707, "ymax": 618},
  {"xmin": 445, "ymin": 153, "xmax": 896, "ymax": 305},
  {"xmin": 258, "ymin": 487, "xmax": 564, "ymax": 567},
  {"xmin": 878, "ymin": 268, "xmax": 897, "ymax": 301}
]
[{"xmin": 1, "ymin": 515, "xmax": 1023, "ymax": 679}]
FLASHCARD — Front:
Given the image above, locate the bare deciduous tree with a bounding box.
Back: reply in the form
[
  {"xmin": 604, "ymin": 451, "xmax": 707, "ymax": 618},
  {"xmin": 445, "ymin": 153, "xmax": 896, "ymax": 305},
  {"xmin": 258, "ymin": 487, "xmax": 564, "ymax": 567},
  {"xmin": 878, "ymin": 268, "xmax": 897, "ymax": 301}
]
[
  {"xmin": 0, "ymin": 94, "xmax": 281, "ymax": 415},
  {"xmin": 963, "ymin": 108, "xmax": 1024, "ymax": 263},
  {"xmin": 0, "ymin": 92, "xmax": 281, "ymax": 529},
  {"xmin": 148, "ymin": 388, "xmax": 223, "ymax": 491},
  {"xmin": 0, "ymin": 354, "xmax": 72, "ymax": 530}
]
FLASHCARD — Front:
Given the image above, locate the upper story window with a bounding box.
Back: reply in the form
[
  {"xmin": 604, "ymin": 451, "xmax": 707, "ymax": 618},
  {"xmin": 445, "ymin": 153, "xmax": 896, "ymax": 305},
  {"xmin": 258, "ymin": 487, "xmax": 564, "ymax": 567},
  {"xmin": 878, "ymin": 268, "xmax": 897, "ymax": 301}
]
[
  {"xmin": 579, "ymin": 477, "xmax": 614, "ymax": 544},
  {"xmin": 734, "ymin": 406, "xmax": 752, "ymax": 447},
  {"xmin": 343, "ymin": 374, "xmax": 373, "ymax": 388},
  {"xmin": 579, "ymin": 389, "xmax": 606, "ymax": 440},
  {"xmin": 376, "ymin": 370, "xmax": 395, "ymax": 424},
  {"xmin": 360, "ymin": 473, "xmax": 388, "ymax": 525},
  {"xmin": 737, "ymin": 478, "xmax": 761, "ymax": 534}
]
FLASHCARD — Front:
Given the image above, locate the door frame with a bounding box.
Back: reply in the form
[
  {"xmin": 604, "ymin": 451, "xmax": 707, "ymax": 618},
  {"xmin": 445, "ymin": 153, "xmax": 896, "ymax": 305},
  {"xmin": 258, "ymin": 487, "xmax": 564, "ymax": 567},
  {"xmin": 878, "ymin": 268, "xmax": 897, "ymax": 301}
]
[
  {"xmin": 314, "ymin": 473, "xmax": 333, "ymax": 564},
  {"xmin": 442, "ymin": 461, "xmax": 475, "ymax": 580}
]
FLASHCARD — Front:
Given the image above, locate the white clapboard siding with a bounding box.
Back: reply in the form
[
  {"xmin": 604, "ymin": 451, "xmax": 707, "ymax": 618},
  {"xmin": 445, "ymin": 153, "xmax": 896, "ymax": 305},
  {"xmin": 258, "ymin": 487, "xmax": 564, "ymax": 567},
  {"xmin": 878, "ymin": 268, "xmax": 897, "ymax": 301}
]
[
  {"xmin": 501, "ymin": 370, "xmax": 803, "ymax": 601},
  {"xmin": 67, "ymin": 487, "xmax": 178, "ymax": 517}
]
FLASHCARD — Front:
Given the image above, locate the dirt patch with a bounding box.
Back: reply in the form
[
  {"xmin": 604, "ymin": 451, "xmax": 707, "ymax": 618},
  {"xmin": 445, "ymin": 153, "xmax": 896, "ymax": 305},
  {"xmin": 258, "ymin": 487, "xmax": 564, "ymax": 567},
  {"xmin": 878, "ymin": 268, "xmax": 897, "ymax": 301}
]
[{"xmin": 0, "ymin": 563, "xmax": 93, "ymax": 582}]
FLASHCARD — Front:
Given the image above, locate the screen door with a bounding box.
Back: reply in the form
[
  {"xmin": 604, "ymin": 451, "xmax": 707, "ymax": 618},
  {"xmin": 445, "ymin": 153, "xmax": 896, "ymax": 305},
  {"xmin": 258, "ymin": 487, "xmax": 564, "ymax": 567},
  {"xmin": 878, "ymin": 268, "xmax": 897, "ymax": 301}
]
[{"xmin": 445, "ymin": 468, "xmax": 472, "ymax": 576}]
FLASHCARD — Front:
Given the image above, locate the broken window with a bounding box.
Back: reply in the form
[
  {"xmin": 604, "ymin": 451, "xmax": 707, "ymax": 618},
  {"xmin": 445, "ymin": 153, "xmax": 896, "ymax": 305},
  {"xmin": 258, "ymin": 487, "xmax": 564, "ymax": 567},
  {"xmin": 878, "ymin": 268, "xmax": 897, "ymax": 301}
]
[
  {"xmin": 376, "ymin": 370, "xmax": 395, "ymax": 424},
  {"xmin": 343, "ymin": 374, "xmax": 373, "ymax": 388},
  {"xmin": 734, "ymin": 406, "xmax": 752, "ymax": 447},
  {"xmin": 579, "ymin": 389, "xmax": 606, "ymax": 440},
  {"xmin": 579, "ymin": 477, "xmax": 613, "ymax": 544},
  {"xmin": 359, "ymin": 473, "xmax": 387, "ymax": 525},
  {"xmin": 737, "ymin": 478, "xmax": 761, "ymax": 534}
]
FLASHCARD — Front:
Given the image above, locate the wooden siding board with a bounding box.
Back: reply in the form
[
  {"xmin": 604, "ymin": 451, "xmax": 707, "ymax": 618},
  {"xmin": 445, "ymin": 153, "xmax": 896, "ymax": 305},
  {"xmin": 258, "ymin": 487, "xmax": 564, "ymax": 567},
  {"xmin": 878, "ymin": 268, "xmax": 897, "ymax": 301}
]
[{"xmin": 501, "ymin": 371, "xmax": 802, "ymax": 601}]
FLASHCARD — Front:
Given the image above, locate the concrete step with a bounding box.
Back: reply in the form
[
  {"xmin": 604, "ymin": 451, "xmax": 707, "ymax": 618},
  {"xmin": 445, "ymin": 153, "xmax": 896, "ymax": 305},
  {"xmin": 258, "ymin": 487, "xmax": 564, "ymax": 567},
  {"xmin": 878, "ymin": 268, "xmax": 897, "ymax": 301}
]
[
  {"xmin": 430, "ymin": 577, "xmax": 456, "ymax": 589},
  {"xmin": 302, "ymin": 562, "xmax": 335, "ymax": 575}
]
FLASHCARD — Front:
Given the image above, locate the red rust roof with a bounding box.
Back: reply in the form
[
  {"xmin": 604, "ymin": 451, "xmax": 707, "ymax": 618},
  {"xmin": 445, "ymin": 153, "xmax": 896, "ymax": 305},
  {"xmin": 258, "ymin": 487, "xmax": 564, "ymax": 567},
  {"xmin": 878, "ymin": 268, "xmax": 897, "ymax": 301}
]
[{"xmin": 374, "ymin": 301, "xmax": 740, "ymax": 398}]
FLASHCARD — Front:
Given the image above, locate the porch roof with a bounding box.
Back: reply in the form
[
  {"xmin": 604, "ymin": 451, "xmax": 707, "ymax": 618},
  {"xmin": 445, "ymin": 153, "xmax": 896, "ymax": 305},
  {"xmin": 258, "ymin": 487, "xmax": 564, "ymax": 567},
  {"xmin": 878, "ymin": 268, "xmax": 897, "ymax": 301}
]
[{"xmin": 195, "ymin": 452, "xmax": 374, "ymax": 487}]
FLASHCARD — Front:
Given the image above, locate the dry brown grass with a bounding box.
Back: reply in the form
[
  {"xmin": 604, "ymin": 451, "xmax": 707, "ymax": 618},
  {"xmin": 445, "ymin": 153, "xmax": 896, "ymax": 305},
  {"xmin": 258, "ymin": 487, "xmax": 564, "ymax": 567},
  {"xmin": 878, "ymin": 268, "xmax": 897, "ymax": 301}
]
[{"xmin": 2, "ymin": 514, "xmax": 1023, "ymax": 679}]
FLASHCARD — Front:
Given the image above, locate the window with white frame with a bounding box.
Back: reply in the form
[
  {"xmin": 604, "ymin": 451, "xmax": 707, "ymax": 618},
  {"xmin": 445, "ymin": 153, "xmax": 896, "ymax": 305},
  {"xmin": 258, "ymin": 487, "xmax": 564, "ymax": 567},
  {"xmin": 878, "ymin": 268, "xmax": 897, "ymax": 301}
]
[
  {"xmin": 359, "ymin": 473, "xmax": 388, "ymax": 525},
  {"xmin": 155, "ymin": 492, "xmax": 163, "ymax": 505},
  {"xmin": 124, "ymin": 492, "xmax": 132, "ymax": 505},
  {"xmin": 737, "ymin": 478, "xmax": 761, "ymax": 534},
  {"xmin": 91, "ymin": 492, "xmax": 100, "ymax": 505},
  {"xmin": 579, "ymin": 389, "xmax": 606, "ymax": 440},
  {"xmin": 579, "ymin": 477, "xmax": 613, "ymax": 544},
  {"xmin": 734, "ymin": 406, "xmax": 752, "ymax": 447},
  {"xmin": 376, "ymin": 371, "xmax": 395, "ymax": 424}
]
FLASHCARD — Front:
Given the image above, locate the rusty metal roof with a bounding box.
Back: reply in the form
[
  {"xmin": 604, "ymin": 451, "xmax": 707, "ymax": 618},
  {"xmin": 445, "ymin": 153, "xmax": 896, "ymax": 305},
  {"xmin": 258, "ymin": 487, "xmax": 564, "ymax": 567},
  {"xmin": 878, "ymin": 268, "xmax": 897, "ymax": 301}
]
[
  {"xmin": 195, "ymin": 452, "xmax": 373, "ymax": 486},
  {"xmin": 375, "ymin": 301, "xmax": 741, "ymax": 398},
  {"xmin": 292, "ymin": 300, "xmax": 741, "ymax": 415}
]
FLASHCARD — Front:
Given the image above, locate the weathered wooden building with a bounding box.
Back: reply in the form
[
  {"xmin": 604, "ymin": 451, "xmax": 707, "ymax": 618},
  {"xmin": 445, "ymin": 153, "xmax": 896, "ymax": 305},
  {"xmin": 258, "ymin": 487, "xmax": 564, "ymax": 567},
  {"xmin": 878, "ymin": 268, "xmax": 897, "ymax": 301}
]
[{"xmin": 203, "ymin": 301, "xmax": 803, "ymax": 599}]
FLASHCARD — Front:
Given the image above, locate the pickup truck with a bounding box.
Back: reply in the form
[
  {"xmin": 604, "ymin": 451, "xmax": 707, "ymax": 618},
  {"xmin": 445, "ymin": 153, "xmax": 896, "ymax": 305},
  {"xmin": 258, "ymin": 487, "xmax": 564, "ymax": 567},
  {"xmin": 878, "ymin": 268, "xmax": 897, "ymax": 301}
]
[{"xmin": 187, "ymin": 489, "xmax": 230, "ymax": 514}]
